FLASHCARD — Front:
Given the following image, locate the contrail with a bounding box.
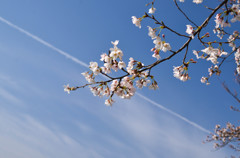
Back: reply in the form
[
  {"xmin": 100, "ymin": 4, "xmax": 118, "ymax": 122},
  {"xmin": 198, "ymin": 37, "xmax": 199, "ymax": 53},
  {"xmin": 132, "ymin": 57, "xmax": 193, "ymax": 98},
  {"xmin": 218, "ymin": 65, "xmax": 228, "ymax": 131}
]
[
  {"xmin": 0, "ymin": 16, "xmax": 211, "ymax": 134},
  {"xmin": 0, "ymin": 16, "xmax": 88, "ymax": 68},
  {"xmin": 136, "ymin": 93, "xmax": 211, "ymax": 133}
]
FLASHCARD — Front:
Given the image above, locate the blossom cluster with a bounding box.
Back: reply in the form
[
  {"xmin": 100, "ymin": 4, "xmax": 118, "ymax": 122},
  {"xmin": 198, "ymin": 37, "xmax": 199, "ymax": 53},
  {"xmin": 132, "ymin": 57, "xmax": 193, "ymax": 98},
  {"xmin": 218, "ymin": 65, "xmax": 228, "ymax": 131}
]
[
  {"xmin": 193, "ymin": 47, "xmax": 228, "ymax": 65},
  {"xmin": 234, "ymin": 48, "xmax": 240, "ymax": 74},
  {"xmin": 173, "ymin": 65, "xmax": 190, "ymax": 82},
  {"xmin": 193, "ymin": 46, "xmax": 227, "ymax": 84},
  {"xmin": 132, "ymin": 16, "xmax": 172, "ymax": 61},
  {"xmin": 227, "ymin": 31, "xmax": 239, "ymax": 50},
  {"xmin": 67, "ymin": 40, "xmax": 158, "ymax": 106},
  {"xmin": 200, "ymin": 65, "xmax": 221, "ymax": 85},
  {"xmin": 213, "ymin": 4, "xmax": 240, "ymax": 39},
  {"xmin": 148, "ymin": 27, "xmax": 172, "ymax": 60},
  {"xmin": 202, "ymin": 47, "xmax": 228, "ymax": 65},
  {"xmin": 206, "ymin": 123, "xmax": 240, "ymax": 151}
]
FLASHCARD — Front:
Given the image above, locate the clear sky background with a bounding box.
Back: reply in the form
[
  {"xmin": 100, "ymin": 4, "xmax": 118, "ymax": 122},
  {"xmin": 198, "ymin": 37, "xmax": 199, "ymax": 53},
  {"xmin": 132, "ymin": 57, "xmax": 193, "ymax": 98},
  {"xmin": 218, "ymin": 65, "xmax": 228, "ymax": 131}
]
[{"xmin": 0, "ymin": 0, "xmax": 239, "ymax": 157}]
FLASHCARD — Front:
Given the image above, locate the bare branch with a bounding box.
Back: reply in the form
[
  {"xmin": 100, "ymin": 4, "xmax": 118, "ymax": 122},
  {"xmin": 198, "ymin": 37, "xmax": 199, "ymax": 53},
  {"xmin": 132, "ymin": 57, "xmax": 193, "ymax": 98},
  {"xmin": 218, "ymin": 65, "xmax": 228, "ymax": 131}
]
[{"xmin": 173, "ymin": 0, "xmax": 198, "ymax": 27}]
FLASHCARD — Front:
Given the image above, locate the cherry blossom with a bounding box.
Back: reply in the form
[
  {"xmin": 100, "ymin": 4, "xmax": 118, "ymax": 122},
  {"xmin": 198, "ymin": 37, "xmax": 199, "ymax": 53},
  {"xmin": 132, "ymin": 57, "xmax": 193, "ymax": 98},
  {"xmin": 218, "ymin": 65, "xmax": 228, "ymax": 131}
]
[
  {"xmin": 173, "ymin": 65, "xmax": 190, "ymax": 82},
  {"xmin": 162, "ymin": 43, "xmax": 172, "ymax": 52},
  {"xmin": 131, "ymin": 16, "xmax": 141, "ymax": 28},
  {"xmin": 148, "ymin": 26, "xmax": 157, "ymax": 39},
  {"xmin": 118, "ymin": 61, "xmax": 126, "ymax": 69},
  {"xmin": 105, "ymin": 98, "xmax": 115, "ymax": 106},
  {"xmin": 149, "ymin": 80, "xmax": 159, "ymax": 90},
  {"xmin": 193, "ymin": 0, "xmax": 203, "ymax": 4},
  {"xmin": 186, "ymin": 25, "xmax": 194, "ymax": 39},
  {"xmin": 64, "ymin": 84, "xmax": 71, "ymax": 94},
  {"xmin": 201, "ymin": 47, "xmax": 228, "ymax": 64},
  {"xmin": 148, "ymin": 7, "xmax": 156, "ymax": 14},
  {"xmin": 153, "ymin": 36, "xmax": 163, "ymax": 50}
]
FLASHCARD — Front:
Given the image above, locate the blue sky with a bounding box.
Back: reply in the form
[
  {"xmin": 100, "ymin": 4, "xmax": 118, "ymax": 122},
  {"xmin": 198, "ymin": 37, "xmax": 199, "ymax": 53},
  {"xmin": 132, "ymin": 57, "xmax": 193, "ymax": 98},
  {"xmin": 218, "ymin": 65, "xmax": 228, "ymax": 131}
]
[{"xmin": 0, "ymin": 0, "xmax": 239, "ymax": 157}]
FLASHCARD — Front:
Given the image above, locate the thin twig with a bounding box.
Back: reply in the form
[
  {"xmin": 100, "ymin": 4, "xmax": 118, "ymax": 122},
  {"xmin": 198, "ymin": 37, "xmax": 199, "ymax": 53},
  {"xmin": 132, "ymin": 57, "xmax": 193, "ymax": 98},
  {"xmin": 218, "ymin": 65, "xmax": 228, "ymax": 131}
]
[
  {"xmin": 146, "ymin": 13, "xmax": 190, "ymax": 38},
  {"xmin": 219, "ymin": 46, "xmax": 240, "ymax": 68},
  {"xmin": 183, "ymin": 45, "xmax": 189, "ymax": 64},
  {"xmin": 173, "ymin": 0, "xmax": 198, "ymax": 27}
]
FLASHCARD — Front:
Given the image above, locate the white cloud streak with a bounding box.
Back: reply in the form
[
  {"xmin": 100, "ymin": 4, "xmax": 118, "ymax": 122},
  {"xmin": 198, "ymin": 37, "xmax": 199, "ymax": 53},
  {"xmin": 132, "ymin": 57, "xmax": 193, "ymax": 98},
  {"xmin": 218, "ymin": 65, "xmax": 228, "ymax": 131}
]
[
  {"xmin": 136, "ymin": 93, "xmax": 211, "ymax": 134},
  {"xmin": 0, "ymin": 16, "xmax": 210, "ymax": 134},
  {"xmin": 0, "ymin": 16, "xmax": 88, "ymax": 68}
]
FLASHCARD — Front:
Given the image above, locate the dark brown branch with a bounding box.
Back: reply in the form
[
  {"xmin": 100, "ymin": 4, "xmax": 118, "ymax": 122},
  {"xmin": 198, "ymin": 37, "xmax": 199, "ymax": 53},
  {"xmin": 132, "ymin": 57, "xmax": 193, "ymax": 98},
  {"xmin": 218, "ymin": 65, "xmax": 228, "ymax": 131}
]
[
  {"xmin": 100, "ymin": 71, "xmax": 114, "ymax": 80},
  {"xmin": 183, "ymin": 45, "xmax": 189, "ymax": 64}
]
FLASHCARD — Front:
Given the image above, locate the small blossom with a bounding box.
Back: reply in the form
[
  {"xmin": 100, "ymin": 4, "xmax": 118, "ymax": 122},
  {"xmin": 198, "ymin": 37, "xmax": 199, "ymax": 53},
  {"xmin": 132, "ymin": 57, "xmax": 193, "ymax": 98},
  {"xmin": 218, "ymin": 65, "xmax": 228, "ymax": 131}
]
[
  {"xmin": 92, "ymin": 67, "xmax": 100, "ymax": 75},
  {"xmin": 64, "ymin": 84, "xmax": 71, "ymax": 94},
  {"xmin": 200, "ymin": 77, "xmax": 208, "ymax": 84},
  {"xmin": 89, "ymin": 62, "xmax": 100, "ymax": 75},
  {"xmin": 193, "ymin": 50, "xmax": 200, "ymax": 59},
  {"xmin": 206, "ymin": 55, "xmax": 218, "ymax": 64},
  {"xmin": 162, "ymin": 43, "xmax": 171, "ymax": 52},
  {"xmin": 148, "ymin": 26, "xmax": 157, "ymax": 39},
  {"xmin": 237, "ymin": 66, "xmax": 240, "ymax": 74},
  {"xmin": 105, "ymin": 98, "xmax": 115, "ymax": 106},
  {"xmin": 110, "ymin": 51, "xmax": 119, "ymax": 60},
  {"xmin": 193, "ymin": 0, "xmax": 203, "ymax": 4},
  {"xmin": 103, "ymin": 87, "xmax": 110, "ymax": 97},
  {"xmin": 127, "ymin": 57, "xmax": 135, "ymax": 73},
  {"xmin": 111, "ymin": 63, "xmax": 119, "ymax": 72},
  {"xmin": 186, "ymin": 25, "xmax": 194, "ymax": 38},
  {"xmin": 153, "ymin": 36, "xmax": 163, "ymax": 49},
  {"xmin": 104, "ymin": 56, "xmax": 112, "ymax": 63},
  {"xmin": 152, "ymin": 49, "xmax": 161, "ymax": 60},
  {"xmin": 101, "ymin": 67, "xmax": 111, "ymax": 74},
  {"xmin": 118, "ymin": 61, "xmax": 126, "ymax": 69},
  {"xmin": 109, "ymin": 40, "xmax": 123, "ymax": 60},
  {"xmin": 89, "ymin": 62, "xmax": 98, "ymax": 71},
  {"xmin": 89, "ymin": 86, "xmax": 100, "ymax": 96},
  {"xmin": 111, "ymin": 40, "xmax": 119, "ymax": 46},
  {"xmin": 110, "ymin": 80, "xmax": 119, "ymax": 91},
  {"xmin": 131, "ymin": 16, "xmax": 141, "ymax": 28},
  {"xmin": 136, "ymin": 79, "xmax": 151, "ymax": 89},
  {"xmin": 173, "ymin": 66, "xmax": 190, "ymax": 82},
  {"xmin": 230, "ymin": 4, "xmax": 240, "ymax": 22},
  {"xmin": 148, "ymin": 7, "xmax": 156, "ymax": 14},
  {"xmin": 149, "ymin": 81, "xmax": 159, "ymax": 90},
  {"xmin": 81, "ymin": 72, "xmax": 95, "ymax": 83}
]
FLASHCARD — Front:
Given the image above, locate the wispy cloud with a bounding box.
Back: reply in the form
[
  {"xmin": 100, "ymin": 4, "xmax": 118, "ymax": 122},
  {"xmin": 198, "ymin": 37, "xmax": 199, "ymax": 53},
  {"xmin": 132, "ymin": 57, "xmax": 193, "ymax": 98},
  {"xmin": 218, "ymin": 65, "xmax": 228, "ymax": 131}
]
[
  {"xmin": 0, "ymin": 87, "xmax": 23, "ymax": 106},
  {"xmin": 82, "ymin": 97, "xmax": 227, "ymax": 158},
  {"xmin": 0, "ymin": 108, "xmax": 104, "ymax": 158},
  {"xmin": 0, "ymin": 16, "xmax": 210, "ymax": 134},
  {"xmin": 0, "ymin": 94, "xmax": 225, "ymax": 158}
]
